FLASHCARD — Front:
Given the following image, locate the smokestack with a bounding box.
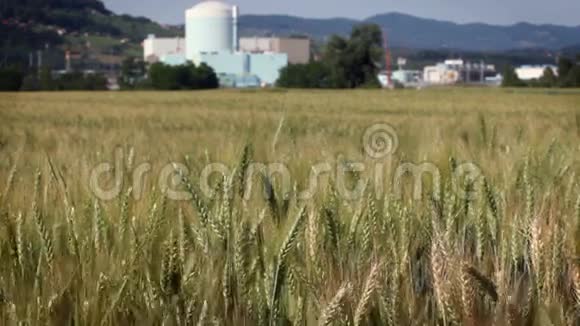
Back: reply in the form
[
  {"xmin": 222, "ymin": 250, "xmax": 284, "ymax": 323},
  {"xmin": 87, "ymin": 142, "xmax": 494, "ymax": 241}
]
[{"xmin": 232, "ymin": 5, "xmax": 239, "ymax": 52}]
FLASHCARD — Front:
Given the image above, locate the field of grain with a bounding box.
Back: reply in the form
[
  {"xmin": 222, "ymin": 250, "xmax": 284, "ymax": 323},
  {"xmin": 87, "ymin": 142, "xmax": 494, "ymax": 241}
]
[{"xmin": 0, "ymin": 88, "xmax": 580, "ymax": 325}]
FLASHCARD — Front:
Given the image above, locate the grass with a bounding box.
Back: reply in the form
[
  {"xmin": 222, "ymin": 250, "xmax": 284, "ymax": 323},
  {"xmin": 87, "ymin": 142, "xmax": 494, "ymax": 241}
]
[{"xmin": 0, "ymin": 88, "xmax": 579, "ymax": 325}]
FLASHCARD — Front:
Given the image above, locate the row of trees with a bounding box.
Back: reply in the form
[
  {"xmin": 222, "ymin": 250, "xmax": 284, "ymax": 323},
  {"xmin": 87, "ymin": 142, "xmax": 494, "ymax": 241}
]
[
  {"xmin": 502, "ymin": 55, "xmax": 580, "ymax": 88},
  {"xmin": 0, "ymin": 59, "xmax": 220, "ymax": 91},
  {"xmin": 119, "ymin": 59, "xmax": 219, "ymax": 90},
  {"xmin": 277, "ymin": 24, "xmax": 384, "ymax": 89},
  {"xmin": 147, "ymin": 62, "xmax": 218, "ymax": 90},
  {"xmin": 0, "ymin": 66, "xmax": 107, "ymax": 91}
]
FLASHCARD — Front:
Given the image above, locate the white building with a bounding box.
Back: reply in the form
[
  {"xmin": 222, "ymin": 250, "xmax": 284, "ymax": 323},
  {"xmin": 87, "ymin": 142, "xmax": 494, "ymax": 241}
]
[
  {"xmin": 423, "ymin": 59, "xmax": 497, "ymax": 85},
  {"xmin": 143, "ymin": 35, "xmax": 186, "ymax": 62},
  {"xmin": 423, "ymin": 64, "xmax": 461, "ymax": 85},
  {"xmin": 182, "ymin": 1, "xmax": 287, "ymax": 86},
  {"xmin": 515, "ymin": 65, "xmax": 557, "ymax": 80}
]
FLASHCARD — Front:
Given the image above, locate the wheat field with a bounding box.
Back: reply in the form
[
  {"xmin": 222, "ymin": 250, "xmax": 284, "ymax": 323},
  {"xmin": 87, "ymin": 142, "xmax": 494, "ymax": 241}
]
[{"xmin": 0, "ymin": 88, "xmax": 580, "ymax": 325}]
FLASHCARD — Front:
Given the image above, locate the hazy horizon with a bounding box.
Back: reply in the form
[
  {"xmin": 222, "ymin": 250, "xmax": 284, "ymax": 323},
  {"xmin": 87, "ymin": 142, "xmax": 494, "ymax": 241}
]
[{"xmin": 102, "ymin": 0, "xmax": 580, "ymax": 27}]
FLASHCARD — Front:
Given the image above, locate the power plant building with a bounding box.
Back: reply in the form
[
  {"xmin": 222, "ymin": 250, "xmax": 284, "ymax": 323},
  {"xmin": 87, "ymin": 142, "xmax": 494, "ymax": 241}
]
[
  {"xmin": 143, "ymin": 36, "xmax": 186, "ymax": 63},
  {"xmin": 239, "ymin": 37, "xmax": 311, "ymax": 64},
  {"xmin": 144, "ymin": 1, "xmax": 289, "ymax": 87},
  {"xmin": 423, "ymin": 59, "xmax": 497, "ymax": 85}
]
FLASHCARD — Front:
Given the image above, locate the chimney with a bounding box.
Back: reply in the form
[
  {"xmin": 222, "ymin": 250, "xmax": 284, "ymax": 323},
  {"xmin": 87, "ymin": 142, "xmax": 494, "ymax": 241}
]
[{"xmin": 232, "ymin": 6, "xmax": 239, "ymax": 52}]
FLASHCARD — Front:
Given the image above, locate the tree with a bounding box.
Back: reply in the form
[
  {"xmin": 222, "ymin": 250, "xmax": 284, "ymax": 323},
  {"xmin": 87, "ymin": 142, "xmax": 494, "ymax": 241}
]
[
  {"xmin": 538, "ymin": 67, "xmax": 557, "ymax": 87},
  {"xmin": 277, "ymin": 62, "xmax": 332, "ymax": 88},
  {"xmin": 501, "ymin": 65, "xmax": 525, "ymax": 87},
  {"xmin": 149, "ymin": 62, "xmax": 219, "ymax": 90},
  {"xmin": 323, "ymin": 24, "xmax": 384, "ymax": 88},
  {"xmin": 323, "ymin": 35, "xmax": 349, "ymax": 88},
  {"xmin": 149, "ymin": 63, "xmax": 179, "ymax": 90},
  {"xmin": 0, "ymin": 67, "xmax": 24, "ymax": 91},
  {"xmin": 557, "ymin": 57, "xmax": 574, "ymax": 86},
  {"xmin": 120, "ymin": 56, "xmax": 146, "ymax": 89},
  {"xmin": 561, "ymin": 65, "xmax": 580, "ymax": 88},
  {"xmin": 192, "ymin": 63, "xmax": 219, "ymax": 89},
  {"xmin": 39, "ymin": 65, "xmax": 55, "ymax": 90},
  {"xmin": 345, "ymin": 24, "xmax": 383, "ymax": 88}
]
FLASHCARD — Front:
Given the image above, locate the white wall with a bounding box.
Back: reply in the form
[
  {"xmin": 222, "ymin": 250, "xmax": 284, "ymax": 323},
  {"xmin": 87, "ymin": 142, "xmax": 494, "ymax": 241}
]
[
  {"xmin": 143, "ymin": 37, "xmax": 186, "ymax": 61},
  {"xmin": 423, "ymin": 65, "xmax": 460, "ymax": 84}
]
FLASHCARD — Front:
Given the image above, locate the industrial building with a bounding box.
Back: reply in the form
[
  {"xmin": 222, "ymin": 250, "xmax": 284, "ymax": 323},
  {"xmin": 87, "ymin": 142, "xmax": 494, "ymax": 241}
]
[
  {"xmin": 378, "ymin": 69, "xmax": 422, "ymax": 88},
  {"xmin": 239, "ymin": 37, "xmax": 310, "ymax": 64},
  {"xmin": 423, "ymin": 64, "xmax": 461, "ymax": 85},
  {"xmin": 423, "ymin": 59, "xmax": 497, "ymax": 85},
  {"xmin": 143, "ymin": 36, "xmax": 186, "ymax": 63},
  {"xmin": 143, "ymin": 1, "xmax": 290, "ymax": 87},
  {"xmin": 515, "ymin": 65, "xmax": 557, "ymax": 80}
]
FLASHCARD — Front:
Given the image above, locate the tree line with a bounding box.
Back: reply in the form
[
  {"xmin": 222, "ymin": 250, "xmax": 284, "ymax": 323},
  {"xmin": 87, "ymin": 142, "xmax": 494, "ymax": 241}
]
[
  {"xmin": 119, "ymin": 58, "xmax": 219, "ymax": 90},
  {"xmin": 277, "ymin": 24, "xmax": 384, "ymax": 89},
  {"xmin": 0, "ymin": 66, "xmax": 108, "ymax": 91},
  {"xmin": 0, "ymin": 58, "xmax": 220, "ymax": 91},
  {"xmin": 502, "ymin": 55, "xmax": 580, "ymax": 88}
]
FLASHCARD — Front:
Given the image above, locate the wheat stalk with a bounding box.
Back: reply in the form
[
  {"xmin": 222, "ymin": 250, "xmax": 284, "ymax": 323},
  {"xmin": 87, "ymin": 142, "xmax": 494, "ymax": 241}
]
[
  {"xmin": 354, "ymin": 262, "xmax": 381, "ymax": 326},
  {"xmin": 319, "ymin": 283, "xmax": 352, "ymax": 326}
]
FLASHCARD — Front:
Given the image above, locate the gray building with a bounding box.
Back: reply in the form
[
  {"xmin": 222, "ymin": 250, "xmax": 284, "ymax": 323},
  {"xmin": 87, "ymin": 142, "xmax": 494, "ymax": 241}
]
[{"xmin": 239, "ymin": 37, "xmax": 310, "ymax": 64}]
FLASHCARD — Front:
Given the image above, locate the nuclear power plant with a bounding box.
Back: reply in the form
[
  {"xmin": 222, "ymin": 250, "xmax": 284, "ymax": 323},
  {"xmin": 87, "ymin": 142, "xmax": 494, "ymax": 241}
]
[{"xmin": 143, "ymin": 1, "xmax": 310, "ymax": 87}]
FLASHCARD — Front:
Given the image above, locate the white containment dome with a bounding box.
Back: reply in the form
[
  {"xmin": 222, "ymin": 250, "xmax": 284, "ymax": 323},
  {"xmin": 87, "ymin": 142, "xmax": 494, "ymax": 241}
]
[{"xmin": 185, "ymin": 1, "xmax": 234, "ymax": 60}]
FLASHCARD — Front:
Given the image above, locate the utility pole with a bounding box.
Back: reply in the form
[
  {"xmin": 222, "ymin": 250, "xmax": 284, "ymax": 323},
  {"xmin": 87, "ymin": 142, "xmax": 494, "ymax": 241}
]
[
  {"xmin": 382, "ymin": 29, "xmax": 392, "ymax": 87},
  {"xmin": 37, "ymin": 50, "xmax": 43, "ymax": 77},
  {"xmin": 65, "ymin": 51, "xmax": 71, "ymax": 72}
]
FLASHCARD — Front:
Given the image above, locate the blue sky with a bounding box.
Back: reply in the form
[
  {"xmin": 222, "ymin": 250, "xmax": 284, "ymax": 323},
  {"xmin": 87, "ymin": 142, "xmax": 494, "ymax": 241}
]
[{"xmin": 102, "ymin": 0, "xmax": 580, "ymax": 26}]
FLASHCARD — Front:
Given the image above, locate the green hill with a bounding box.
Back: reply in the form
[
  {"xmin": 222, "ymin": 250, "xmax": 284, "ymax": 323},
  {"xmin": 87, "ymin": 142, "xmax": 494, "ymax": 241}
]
[{"xmin": 1, "ymin": 0, "xmax": 181, "ymax": 70}]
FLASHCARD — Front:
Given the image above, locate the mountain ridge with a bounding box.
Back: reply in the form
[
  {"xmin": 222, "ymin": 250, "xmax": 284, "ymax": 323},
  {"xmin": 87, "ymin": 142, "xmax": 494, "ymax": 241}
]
[{"xmin": 238, "ymin": 12, "xmax": 580, "ymax": 51}]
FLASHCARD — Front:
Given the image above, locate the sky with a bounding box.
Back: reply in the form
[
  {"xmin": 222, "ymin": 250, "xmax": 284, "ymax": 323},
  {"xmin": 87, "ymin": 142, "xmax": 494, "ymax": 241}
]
[{"xmin": 101, "ymin": 0, "xmax": 580, "ymax": 26}]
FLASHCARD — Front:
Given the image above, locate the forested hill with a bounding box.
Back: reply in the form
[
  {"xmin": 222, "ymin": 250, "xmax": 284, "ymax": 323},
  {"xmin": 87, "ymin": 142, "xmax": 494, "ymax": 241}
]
[
  {"xmin": 1, "ymin": 0, "xmax": 180, "ymax": 69},
  {"xmin": 2, "ymin": 0, "xmax": 110, "ymax": 17},
  {"xmin": 1, "ymin": 0, "xmax": 179, "ymax": 42},
  {"xmin": 239, "ymin": 13, "xmax": 580, "ymax": 52}
]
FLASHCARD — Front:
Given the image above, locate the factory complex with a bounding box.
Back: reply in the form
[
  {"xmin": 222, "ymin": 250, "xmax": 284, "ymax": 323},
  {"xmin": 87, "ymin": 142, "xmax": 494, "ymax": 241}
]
[
  {"xmin": 143, "ymin": 1, "xmax": 310, "ymax": 87},
  {"xmin": 142, "ymin": 1, "xmax": 560, "ymax": 89}
]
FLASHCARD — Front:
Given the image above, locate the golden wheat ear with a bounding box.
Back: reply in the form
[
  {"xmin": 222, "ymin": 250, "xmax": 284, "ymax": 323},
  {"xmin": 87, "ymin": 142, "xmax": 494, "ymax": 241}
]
[{"xmin": 465, "ymin": 265, "xmax": 498, "ymax": 302}]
